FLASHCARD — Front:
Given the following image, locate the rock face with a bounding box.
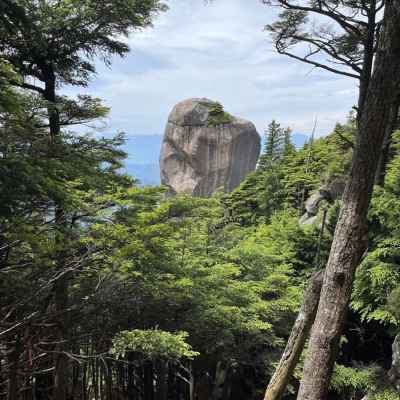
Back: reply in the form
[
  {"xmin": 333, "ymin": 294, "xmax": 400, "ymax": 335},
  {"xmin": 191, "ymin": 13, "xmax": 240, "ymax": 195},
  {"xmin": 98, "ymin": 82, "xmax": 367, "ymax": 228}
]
[
  {"xmin": 299, "ymin": 178, "xmax": 346, "ymax": 225},
  {"xmin": 389, "ymin": 334, "xmax": 400, "ymax": 393},
  {"xmin": 160, "ymin": 98, "xmax": 261, "ymax": 197}
]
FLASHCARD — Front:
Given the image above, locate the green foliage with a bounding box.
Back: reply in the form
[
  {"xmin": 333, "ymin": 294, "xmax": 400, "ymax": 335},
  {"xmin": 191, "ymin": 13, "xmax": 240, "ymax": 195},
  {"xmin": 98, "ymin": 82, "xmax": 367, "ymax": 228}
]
[
  {"xmin": 223, "ymin": 120, "xmax": 296, "ymax": 224},
  {"xmin": 0, "ymin": 60, "xmax": 21, "ymax": 112},
  {"xmin": 281, "ymin": 122, "xmax": 353, "ymax": 209},
  {"xmin": 330, "ymin": 364, "xmax": 380, "ymax": 399},
  {"xmin": 258, "ymin": 120, "xmax": 288, "ymax": 169},
  {"xmin": 383, "ymin": 131, "xmax": 400, "ymax": 195},
  {"xmin": 0, "ymin": 0, "xmax": 167, "ymax": 87},
  {"xmin": 370, "ymin": 389, "xmax": 400, "ymax": 400},
  {"xmin": 283, "ymin": 127, "xmax": 296, "ymax": 157},
  {"xmin": 78, "ymin": 192, "xmax": 309, "ymax": 395},
  {"xmin": 331, "ymin": 363, "xmax": 399, "ymax": 400},
  {"xmin": 352, "ymin": 137, "xmax": 400, "ymax": 327},
  {"xmin": 265, "ymin": 0, "xmax": 368, "ymax": 85},
  {"xmin": 112, "ymin": 330, "xmax": 199, "ymax": 361},
  {"xmin": 224, "ymin": 119, "xmax": 352, "ymax": 225},
  {"xmin": 352, "ymin": 241, "xmax": 400, "ymax": 325},
  {"xmin": 1, "ymin": 1, "xmax": 398, "ymax": 397},
  {"xmin": 207, "ymin": 102, "xmax": 233, "ymax": 125},
  {"xmin": 387, "ymin": 287, "xmax": 400, "ymax": 321}
]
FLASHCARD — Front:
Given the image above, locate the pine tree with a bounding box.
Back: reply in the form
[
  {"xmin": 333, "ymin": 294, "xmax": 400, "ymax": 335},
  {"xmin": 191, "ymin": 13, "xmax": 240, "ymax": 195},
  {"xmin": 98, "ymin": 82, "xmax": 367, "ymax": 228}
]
[
  {"xmin": 297, "ymin": 3, "xmax": 400, "ymax": 398},
  {"xmin": 0, "ymin": 2, "xmax": 166, "ymax": 399},
  {"xmin": 282, "ymin": 127, "xmax": 296, "ymax": 157},
  {"xmin": 258, "ymin": 120, "xmax": 286, "ymax": 171}
]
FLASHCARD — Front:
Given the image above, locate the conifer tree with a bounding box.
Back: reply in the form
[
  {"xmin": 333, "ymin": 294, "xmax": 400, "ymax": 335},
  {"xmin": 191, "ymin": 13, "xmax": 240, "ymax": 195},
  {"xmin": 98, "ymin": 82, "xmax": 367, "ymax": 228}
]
[
  {"xmin": 296, "ymin": 3, "xmax": 400, "ymax": 398},
  {"xmin": 258, "ymin": 120, "xmax": 286, "ymax": 171},
  {"xmin": 266, "ymin": 120, "xmax": 283, "ymax": 160},
  {"xmin": 0, "ymin": 2, "xmax": 166, "ymax": 399},
  {"xmin": 282, "ymin": 127, "xmax": 296, "ymax": 157}
]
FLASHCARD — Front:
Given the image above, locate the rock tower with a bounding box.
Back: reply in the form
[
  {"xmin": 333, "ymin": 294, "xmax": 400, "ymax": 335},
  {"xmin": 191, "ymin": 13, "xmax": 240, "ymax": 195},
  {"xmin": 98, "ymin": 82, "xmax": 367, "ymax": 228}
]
[{"xmin": 160, "ymin": 98, "xmax": 261, "ymax": 197}]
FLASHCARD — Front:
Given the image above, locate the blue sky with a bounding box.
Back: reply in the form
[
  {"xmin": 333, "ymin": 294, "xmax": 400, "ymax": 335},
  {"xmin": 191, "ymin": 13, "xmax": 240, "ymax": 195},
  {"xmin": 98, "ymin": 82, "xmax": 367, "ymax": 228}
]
[{"xmin": 69, "ymin": 0, "xmax": 358, "ymax": 138}]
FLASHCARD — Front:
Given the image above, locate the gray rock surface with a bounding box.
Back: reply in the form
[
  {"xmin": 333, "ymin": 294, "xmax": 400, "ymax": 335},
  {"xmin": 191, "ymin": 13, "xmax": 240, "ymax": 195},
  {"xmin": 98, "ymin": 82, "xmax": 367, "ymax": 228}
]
[
  {"xmin": 160, "ymin": 98, "xmax": 261, "ymax": 197},
  {"xmin": 389, "ymin": 334, "xmax": 400, "ymax": 393},
  {"xmin": 299, "ymin": 178, "xmax": 346, "ymax": 225}
]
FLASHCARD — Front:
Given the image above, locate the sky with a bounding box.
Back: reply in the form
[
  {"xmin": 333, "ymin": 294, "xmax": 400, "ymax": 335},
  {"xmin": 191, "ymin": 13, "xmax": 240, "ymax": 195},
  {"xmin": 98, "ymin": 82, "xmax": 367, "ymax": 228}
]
[{"xmin": 68, "ymin": 0, "xmax": 358, "ymax": 138}]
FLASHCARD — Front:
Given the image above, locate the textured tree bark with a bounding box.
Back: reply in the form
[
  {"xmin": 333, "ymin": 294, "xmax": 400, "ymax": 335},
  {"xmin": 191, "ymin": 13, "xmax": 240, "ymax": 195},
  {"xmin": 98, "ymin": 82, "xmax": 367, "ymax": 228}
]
[
  {"xmin": 105, "ymin": 359, "xmax": 113, "ymax": 400},
  {"xmin": 127, "ymin": 353, "xmax": 136, "ymax": 400},
  {"xmin": 264, "ymin": 270, "xmax": 323, "ymax": 400},
  {"xmin": 297, "ymin": 3, "xmax": 400, "ymax": 399},
  {"xmin": 357, "ymin": 0, "xmax": 376, "ymax": 122},
  {"xmin": 93, "ymin": 359, "xmax": 99, "ymax": 400},
  {"xmin": 44, "ymin": 70, "xmax": 69, "ymax": 400},
  {"xmin": 53, "ymin": 274, "xmax": 69, "ymax": 400},
  {"xmin": 156, "ymin": 361, "xmax": 168, "ymax": 400},
  {"xmin": 144, "ymin": 362, "xmax": 154, "ymax": 400},
  {"xmin": 7, "ymin": 337, "xmax": 20, "ymax": 400},
  {"xmin": 375, "ymin": 97, "xmax": 400, "ymax": 186},
  {"xmin": 211, "ymin": 362, "xmax": 229, "ymax": 400}
]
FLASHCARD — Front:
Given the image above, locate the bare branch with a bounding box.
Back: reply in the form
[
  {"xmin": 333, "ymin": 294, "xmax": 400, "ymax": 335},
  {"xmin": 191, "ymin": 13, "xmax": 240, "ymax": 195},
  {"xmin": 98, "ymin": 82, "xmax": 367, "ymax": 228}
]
[
  {"xmin": 276, "ymin": 47, "xmax": 360, "ymax": 79},
  {"xmin": 263, "ymin": 0, "xmax": 366, "ymax": 37}
]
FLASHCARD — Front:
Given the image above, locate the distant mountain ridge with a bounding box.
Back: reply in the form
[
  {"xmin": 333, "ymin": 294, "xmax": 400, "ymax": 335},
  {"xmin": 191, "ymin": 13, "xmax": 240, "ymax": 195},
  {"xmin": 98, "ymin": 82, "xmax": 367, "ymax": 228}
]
[{"xmin": 122, "ymin": 133, "xmax": 309, "ymax": 185}]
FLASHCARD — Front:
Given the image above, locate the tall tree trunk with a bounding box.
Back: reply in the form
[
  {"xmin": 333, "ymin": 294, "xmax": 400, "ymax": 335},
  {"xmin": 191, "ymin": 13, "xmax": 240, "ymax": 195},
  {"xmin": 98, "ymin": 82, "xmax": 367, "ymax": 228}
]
[
  {"xmin": 7, "ymin": 337, "xmax": 20, "ymax": 400},
  {"xmin": 143, "ymin": 362, "xmax": 154, "ymax": 400},
  {"xmin": 83, "ymin": 359, "xmax": 88, "ymax": 400},
  {"xmin": 194, "ymin": 371, "xmax": 212, "ymax": 400},
  {"xmin": 264, "ymin": 270, "xmax": 323, "ymax": 400},
  {"xmin": 211, "ymin": 362, "xmax": 228, "ymax": 400},
  {"xmin": 297, "ymin": 3, "xmax": 400, "ymax": 399},
  {"xmin": 105, "ymin": 360, "xmax": 113, "ymax": 400},
  {"xmin": 44, "ymin": 70, "xmax": 69, "ymax": 400},
  {"xmin": 93, "ymin": 359, "xmax": 99, "ymax": 400},
  {"xmin": 127, "ymin": 353, "xmax": 136, "ymax": 400},
  {"xmin": 53, "ymin": 275, "xmax": 68, "ymax": 400},
  {"xmin": 357, "ymin": 0, "xmax": 377, "ymax": 122},
  {"xmin": 375, "ymin": 97, "xmax": 400, "ymax": 186},
  {"xmin": 188, "ymin": 364, "xmax": 194, "ymax": 400},
  {"xmin": 156, "ymin": 361, "xmax": 168, "ymax": 400}
]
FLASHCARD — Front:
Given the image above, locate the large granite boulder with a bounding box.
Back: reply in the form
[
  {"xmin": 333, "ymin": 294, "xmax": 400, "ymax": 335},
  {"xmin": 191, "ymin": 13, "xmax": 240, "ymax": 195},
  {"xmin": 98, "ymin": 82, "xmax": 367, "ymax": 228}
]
[{"xmin": 160, "ymin": 98, "xmax": 261, "ymax": 197}]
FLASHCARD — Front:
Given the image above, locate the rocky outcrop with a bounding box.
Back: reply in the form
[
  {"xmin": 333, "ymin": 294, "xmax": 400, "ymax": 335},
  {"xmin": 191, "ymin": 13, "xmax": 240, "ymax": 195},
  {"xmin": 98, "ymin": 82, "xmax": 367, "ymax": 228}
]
[
  {"xmin": 160, "ymin": 98, "xmax": 261, "ymax": 197},
  {"xmin": 389, "ymin": 334, "xmax": 400, "ymax": 393},
  {"xmin": 299, "ymin": 178, "xmax": 346, "ymax": 225}
]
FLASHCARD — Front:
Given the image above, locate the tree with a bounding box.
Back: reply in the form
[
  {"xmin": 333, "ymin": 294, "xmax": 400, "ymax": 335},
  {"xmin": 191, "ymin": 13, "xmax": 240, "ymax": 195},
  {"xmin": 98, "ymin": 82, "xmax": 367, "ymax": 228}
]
[
  {"xmin": 258, "ymin": 120, "xmax": 285, "ymax": 170},
  {"xmin": 263, "ymin": 0, "xmax": 379, "ymax": 119},
  {"xmin": 260, "ymin": 0, "xmax": 400, "ymax": 398},
  {"xmin": 0, "ymin": 2, "xmax": 166, "ymax": 399},
  {"xmin": 282, "ymin": 128, "xmax": 296, "ymax": 158},
  {"xmin": 264, "ymin": 270, "xmax": 324, "ymax": 400},
  {"xmin": 223, "ymin": 120, "xmax": 299, "ymax": 226},
  {"xmin": 81, "ymin": 193, "xmax": 308, "ymax": 400},
  {"xmin": 224, "ymin": 125, "xmax": 352, "ymax": 229},
  {"xmin": 263, "ymin": 0, "xmax": 400, "ymax": 183},
  {"xmin": 0, "ymin": 84, "xmax": 134, "ymax": 400},
  {"xmin": 296, "ymin": 3, "xmax": 400, "ymax": 399}
]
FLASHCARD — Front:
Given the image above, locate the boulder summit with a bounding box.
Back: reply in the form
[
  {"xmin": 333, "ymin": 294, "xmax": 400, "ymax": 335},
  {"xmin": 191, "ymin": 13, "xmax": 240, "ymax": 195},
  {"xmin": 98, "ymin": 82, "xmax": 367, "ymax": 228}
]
[{"xmin": 160, "ymin": 98, "xmax": 261, "ymax": 197}]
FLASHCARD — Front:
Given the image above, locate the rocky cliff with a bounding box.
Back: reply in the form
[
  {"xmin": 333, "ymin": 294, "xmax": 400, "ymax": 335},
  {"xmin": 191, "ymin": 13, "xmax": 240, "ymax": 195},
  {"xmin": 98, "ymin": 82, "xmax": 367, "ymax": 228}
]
[{"xmin": 160, "ymin": 98, "xmax": 261, "ymax": 197}]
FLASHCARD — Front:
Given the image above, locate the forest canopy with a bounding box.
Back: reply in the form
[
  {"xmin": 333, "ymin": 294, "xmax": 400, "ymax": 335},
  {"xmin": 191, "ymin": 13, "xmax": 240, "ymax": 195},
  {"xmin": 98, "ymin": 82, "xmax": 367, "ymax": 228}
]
[{"xmin": 1, "ymin": 1, "xmax": 400, "ymax": 400}]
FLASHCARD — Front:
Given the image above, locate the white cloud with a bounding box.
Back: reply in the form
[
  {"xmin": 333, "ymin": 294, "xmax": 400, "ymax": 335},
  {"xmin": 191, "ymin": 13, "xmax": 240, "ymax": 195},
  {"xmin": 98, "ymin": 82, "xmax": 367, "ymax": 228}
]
[{"xmin": 67, "ymin": 0, "xmax": 358, "ymax": 138}]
